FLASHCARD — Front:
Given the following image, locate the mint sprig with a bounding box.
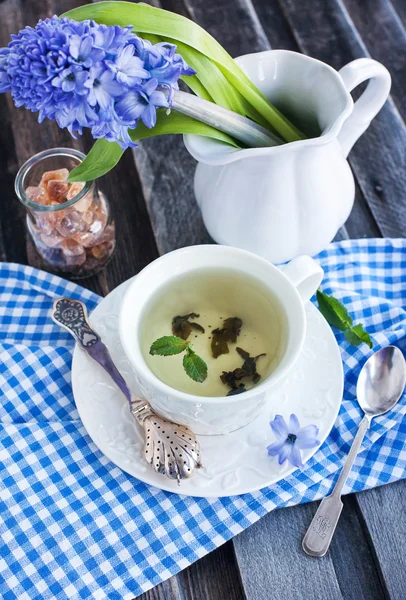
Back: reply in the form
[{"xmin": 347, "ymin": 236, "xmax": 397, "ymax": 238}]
[
  {"xmin": 316, "ymin": 290, "xmax": 372, "ymax": 349},
  {"xmin": 149, "ymin": 335, "xmax": 208, "ymax": 383}
]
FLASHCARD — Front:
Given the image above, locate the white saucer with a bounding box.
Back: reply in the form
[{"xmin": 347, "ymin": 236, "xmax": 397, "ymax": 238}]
[{"xmin": 72, "ymin": 278, "xmax": 343, "ymax": 497}]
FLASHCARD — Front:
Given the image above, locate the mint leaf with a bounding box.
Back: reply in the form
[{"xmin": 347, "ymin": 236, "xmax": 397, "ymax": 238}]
[
  {"xmin": 316, "ymin": 290, "xmax": 353, "ymax": 331},
  {"xmin": 344, "ymin": 324, "xmax": 373, "ymax": 349},
  {"xmin": 316, "ymin": 290, "xmax": 372, "ymax": 349},
  {"xmin": 149, "ymin": 336, "xmax": 189, "ymax": 356},
  {"xmin": 182, "ymin": 348, "xmax": 208, "ymax": 383}
]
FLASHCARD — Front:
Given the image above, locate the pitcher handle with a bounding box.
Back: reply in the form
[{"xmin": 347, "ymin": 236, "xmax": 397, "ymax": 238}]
[
  {"xmin": 280, "ymin": 256, "xmax": 323, "ymax": 304},
  {"xmin": 337, "ymin": 58, "xmax": 391, "ymax": 158}
]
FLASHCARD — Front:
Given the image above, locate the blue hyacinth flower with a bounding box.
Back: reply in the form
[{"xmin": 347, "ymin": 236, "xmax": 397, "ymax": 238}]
[
  {"xmin": 115, "ymin": 78, "xmax": 168, "ymax": 129},
  {"xmin": 84, "ymin": 65, "xmax": 125, "ymax": 110},
  {"xmin": 267, "ymin": 414, "xmax": 320, "ymax": 468},
  {"xmin": 0, "ymin": 16, "xmax": 195, "ymax": 149},
  {"xmin": 106, "ymin": 44, "xmax": 150, "ymax": 86}
]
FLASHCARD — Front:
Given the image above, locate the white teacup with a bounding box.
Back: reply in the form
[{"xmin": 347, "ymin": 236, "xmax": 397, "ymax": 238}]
[{"xmin": 119, "ymin": 246, "xmax": 323, "ymax": 435}]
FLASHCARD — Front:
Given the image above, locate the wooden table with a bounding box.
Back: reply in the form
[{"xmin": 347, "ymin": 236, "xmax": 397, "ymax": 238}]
[{"xmin": 1, "ymin": 1, "xmax": 405, "ymax": 599}]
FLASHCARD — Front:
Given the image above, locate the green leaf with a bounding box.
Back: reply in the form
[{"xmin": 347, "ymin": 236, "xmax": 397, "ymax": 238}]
[
  {"xmin": 316, "ymin": 290, "xmax": 353, "ymax": 331},
  {"xmin": 130, "ymin": 110, "xmax": 239, "ymax": 147},
  {"xmin": 149, "ymin": 336, "xmax": 189, "ymax": 356},
  {"xmin": 174, "ymin": 41, "xmax": 247, "ymax": 114},
  {"xmin": 317, "ymin": 290, "xmax": 372, "ymax": 349},
  {"xmin": 182, "ymin": 348, "xmax": 208, "ymax": 383},
  {"xmin": 68, "ymin": 138, "xmax": 124, "ymax": 183},
  {"xmin": 63, "ymin": 1, "xmax": 304, "ymax": 142},
  {"xmin": 142, "ymin": 32, "xmax": 246, "ymax": 115},
  {"xmin": 181, "ymin": 74, "xmax": 214, "ymax": 102},
  {"xmin": 68, "ymin": 112, "xmax": 238, "ymax": 183},
  {"xmin": 344, "ymin": 324, "xmax": 373, "ymax": 349}
]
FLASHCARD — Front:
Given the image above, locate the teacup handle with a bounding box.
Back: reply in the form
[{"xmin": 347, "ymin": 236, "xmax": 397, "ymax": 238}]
[
  {"xmin": 281, "ymin": 256, "xmax": 323, "ymax": 304},
  {"xmin": 337, "ymin": 58, "xmax": 391, "ymax": 157}
]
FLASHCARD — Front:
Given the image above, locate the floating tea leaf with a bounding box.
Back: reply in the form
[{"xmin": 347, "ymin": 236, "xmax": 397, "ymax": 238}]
[
  {"xmin": 227, "ymin": 384, "xmax": 247, "ymax": 396},
  {"xmin": 220, "ymin": 367, "xmax": 245, "ymax": 388},
  {"xmin": 172, "ymin": 313, "xmax": 205, "ymax": 340},
  {"xmin": 223, "ymin": 317, "xmax": 243, "ymax": 343},
  {"xmin": 221, "ymin": 347, "xmax": 266, "ymax": 394},
  {"xmin": 211, "ymin": 316, "xmax": 242, "ymax": 358},
  {"xmin": 236, "ymin": 347, "xmax": 266, "ymax": 384}
]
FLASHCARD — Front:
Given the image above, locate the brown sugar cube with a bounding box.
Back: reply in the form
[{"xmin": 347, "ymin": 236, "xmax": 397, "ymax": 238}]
[
  {"xmin": 93, "ymin": 223, "xmax": 115, "ymax": 246},
  {"xmin": 67, "ymin": 182, "xmax": 85, "ymax": 200},
  {"xmin": 60, "ymin": 238, "xmax": 86, "ymax": 266},
  {"xmin": 47, "ymin": 180, "xmax": 70, "ymax": 203},
  {"xmin": 25, "ymin": 185, "xmax": 49, "ymax": 205},
  {"xmin": 75, "ymin": 203, "xmax": 108, "ymax": 248},
  {"xmin": 91, "ymin": 243, "xmax": 109, "ymax": 260},
  {"xmin": 39, "ymin": 168, "xmax": 69, "ymax": 190},
  {"xmin": 66, "ymin": 182, "xmax": 93, "ymax": 213},
  {"xmin": 56, "ymin": 210, "xmax": 87, "ymax": 238},
  {"xmin": 40, "ymin": 231, "xmax": 64, "ymax": 248},
  {"xmin": 81, "ymin": 208, "xmax": 95, "ymax": 225},
  {"xmin": 75, "ymin": 194, "xmax": 93, "ymax": 213},
  {"xmin": 36, "ymin": 209, "xmax": 58, "ymax": 236}
]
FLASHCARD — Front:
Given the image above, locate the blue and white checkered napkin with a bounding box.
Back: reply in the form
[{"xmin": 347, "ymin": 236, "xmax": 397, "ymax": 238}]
[{"xmin": 1, "ymin": 238, "xmax": 406, "ymax": 600}]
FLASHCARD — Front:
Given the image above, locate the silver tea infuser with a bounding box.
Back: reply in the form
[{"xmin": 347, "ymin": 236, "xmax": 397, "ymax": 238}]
[{"xmin": 52, "ymin": 297, "xmax": 203, "ymax": 484}]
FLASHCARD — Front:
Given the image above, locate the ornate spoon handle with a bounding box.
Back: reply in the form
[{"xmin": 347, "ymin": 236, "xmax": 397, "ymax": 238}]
[
  {"xmin": 302, "ymin": 415, "xmax": 370, "ymax": 556},
  {"xmin": 52, "ymin": 297, "xmax": 135, "ymax": 404}
]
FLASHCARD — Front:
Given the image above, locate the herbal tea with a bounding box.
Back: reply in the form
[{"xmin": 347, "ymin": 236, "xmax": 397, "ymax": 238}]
[{"xmin": 140, "ymin": 268, "xmax": 287, "ymax": 397}]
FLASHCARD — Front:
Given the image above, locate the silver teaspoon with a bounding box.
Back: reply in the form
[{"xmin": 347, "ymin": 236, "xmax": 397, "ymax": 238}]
[
  {"xmin": 302, "ymin": 346, "xmax": 406, "ymax": 557},
  {"xmin": 52, "ymin": 297, "xmax": 203, "ymax": 485}
]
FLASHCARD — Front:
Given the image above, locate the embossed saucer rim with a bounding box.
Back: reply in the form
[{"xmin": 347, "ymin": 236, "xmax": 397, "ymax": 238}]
[{"xmin": 71, "ymin": 277, "xmax": 344, "ymax": 498}]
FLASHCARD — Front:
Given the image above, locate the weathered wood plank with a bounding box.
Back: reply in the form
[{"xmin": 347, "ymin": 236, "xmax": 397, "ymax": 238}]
[
  {"xmin": 132, "ymin": 136, "xmax": 212, "ymax": 255},
  {"xmin": 338, "ymin": 180, "xmax": 381, "ymax": 239},
  {"xmin": 177, "ymin": 541, "xmax": 245, "ymax": 600},
  {"xmin": 234, "ymin": 501, "xmax": 344, "ymax": 600},
  {"xmin": 391, "ymin": 0, "xmax": 406, "ymax": 27},
  {"xmin": 139, "ymin": 542, "xmax": 245, "ymax": 599},
  {"xmin": 180, "ymin": 0, "xmax": 270, "ymax": 55},
  {"xmin": 271, "ymin": 0, "xmax": 406, "ymax": 238},
  {"xmin": 329, "ymin": 495, "xmax": 386, "ymax": 600},
  {"xmin": 235, "ymin": 494, "xmax": 389, "ymax": 600},
  {"xmin": 355, "ymin": 480, "xmax": 406, "ymax": 600},
  {"xmin": 344, "ymin": 0, "xmax": 406, "ymax": 120},
  {"xmin": 0, "ymin": 94, "xmax": 26, "ymax": 265}
]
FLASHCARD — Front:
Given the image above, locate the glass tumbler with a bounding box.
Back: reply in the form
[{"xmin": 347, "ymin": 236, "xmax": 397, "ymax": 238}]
[{"xmin": 15, "ymin": 148, "xmax": 115, "ymax": 279}]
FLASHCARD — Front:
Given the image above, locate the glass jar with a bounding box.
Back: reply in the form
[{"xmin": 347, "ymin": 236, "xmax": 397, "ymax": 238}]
[{"xmin": 15, "ymin": 148, "xmax": 115, "ymax": 279}]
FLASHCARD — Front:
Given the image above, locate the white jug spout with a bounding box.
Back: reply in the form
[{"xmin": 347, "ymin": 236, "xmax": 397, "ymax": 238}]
[{"xmin": 337, "ymin": 58, "xmax": 391, "ymax": 157}]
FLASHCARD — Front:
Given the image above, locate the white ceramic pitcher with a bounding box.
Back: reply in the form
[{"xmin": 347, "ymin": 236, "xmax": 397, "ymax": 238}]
[{"xmin": 184, "ymin": 50, "xmax": 391, "ymax": 263}]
